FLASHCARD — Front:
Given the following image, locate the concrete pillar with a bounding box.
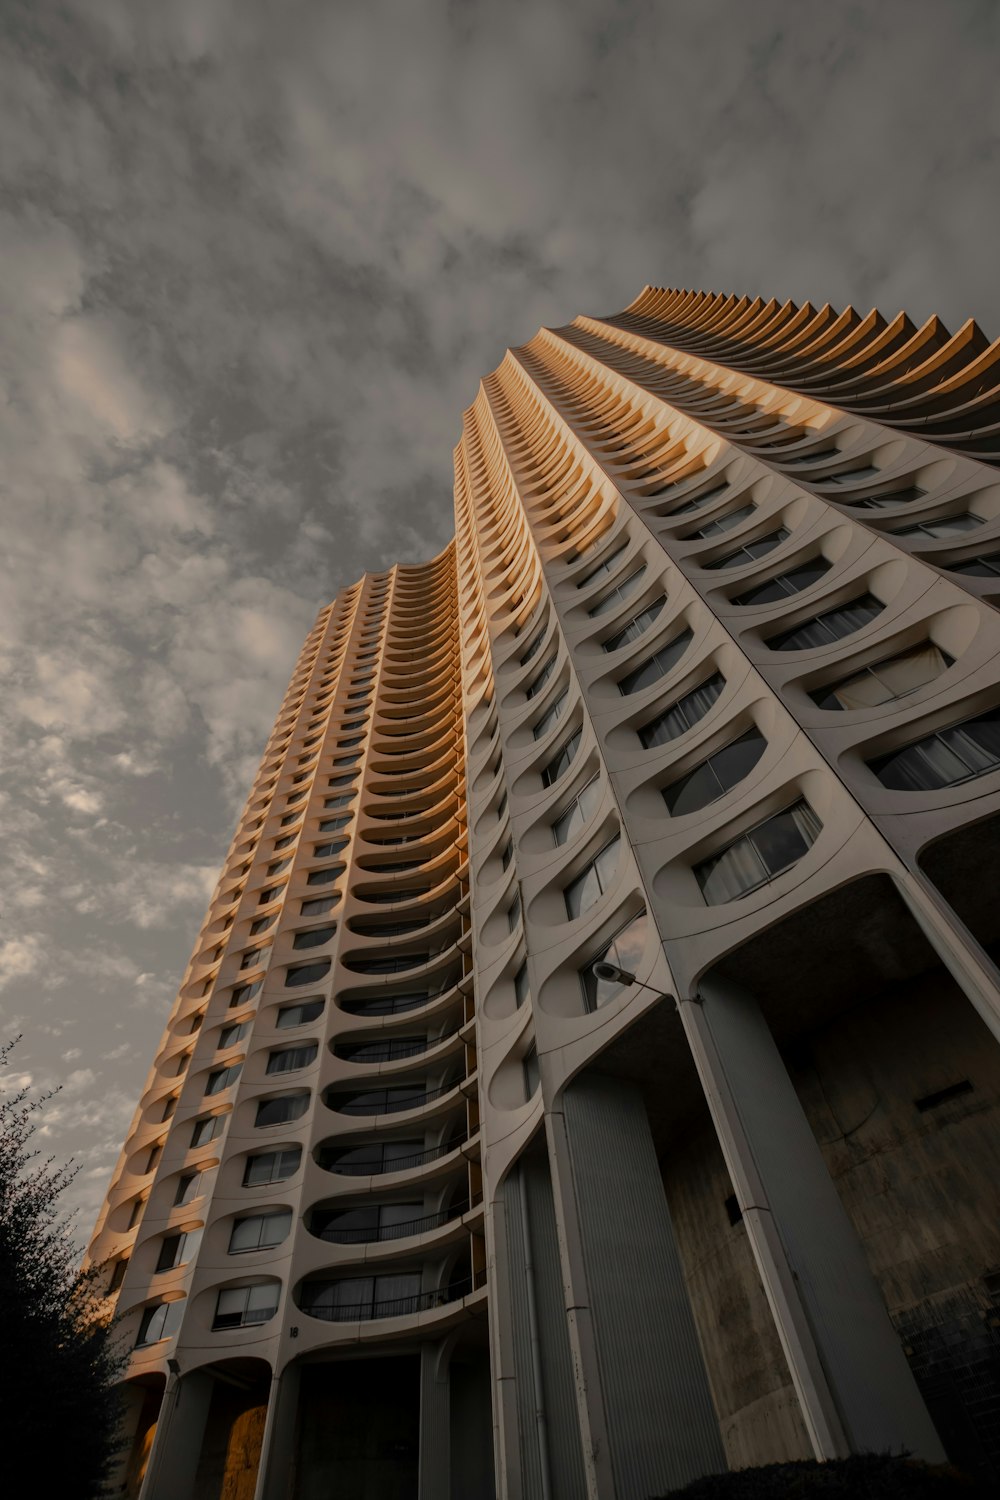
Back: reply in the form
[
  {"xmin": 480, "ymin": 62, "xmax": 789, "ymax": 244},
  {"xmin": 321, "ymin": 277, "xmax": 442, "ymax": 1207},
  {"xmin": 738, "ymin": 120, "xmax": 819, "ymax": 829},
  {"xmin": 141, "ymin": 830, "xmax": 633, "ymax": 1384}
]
[
  {"xmin": 419, "ymin": 1342, "xmax": 451, "ymax": 1499},
  {"xmin": 547, "ymin": 1075, "xmax": 727, "ymax": 1500},
  {"xmin": 686, "ymin": 971, "xmax": 946, "ymax": 1462},
  {"xmin": 254, "ymin": 1365, "xmax": 299, "ymax": 1500},
  {"xmin": 138, "ymin": 1368, "xmax": 213, "ymax": 1500},
  {"xmin": 484, "ymin": 1192, "xmax": 525, "ymax": 1500}
]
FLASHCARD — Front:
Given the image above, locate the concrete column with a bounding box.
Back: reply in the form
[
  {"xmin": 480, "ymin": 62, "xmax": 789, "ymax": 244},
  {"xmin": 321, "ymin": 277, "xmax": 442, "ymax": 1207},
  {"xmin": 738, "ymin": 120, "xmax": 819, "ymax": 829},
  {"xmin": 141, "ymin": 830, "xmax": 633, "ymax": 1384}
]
[
  {"xmin": 485, "ymin": 1192, "xmax": 526, "ymax": 1500},
  {"xmin": 547, "ymin": 1076, "xmax": 727, "ymax": 1500},
  {"xmin": 545, "ymin": 1110, "xmax": 619, "ymax": 1500},
  {"xmin": 254, "ymin": 1365, "xmax": 299, "ymax": 1500},
  {"xmin": 419, "ymin": 1342, "xmax": 451, "ymax": 1500},
  {"xmin": 686, "ymin": 971, "xmax": 945, "ymax": 1462},
  {"xmin": 138, "ymin": 1368, "xmax": 213, "ymax": 1500}
]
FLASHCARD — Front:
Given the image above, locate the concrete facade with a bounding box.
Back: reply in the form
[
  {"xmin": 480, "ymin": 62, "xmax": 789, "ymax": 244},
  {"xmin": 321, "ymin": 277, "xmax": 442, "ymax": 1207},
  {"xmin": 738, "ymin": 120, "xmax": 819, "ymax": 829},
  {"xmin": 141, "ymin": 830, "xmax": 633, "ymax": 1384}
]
[{"xmin": 89, "ymin": 286, "xmax": 1000, "ymax": 1498}]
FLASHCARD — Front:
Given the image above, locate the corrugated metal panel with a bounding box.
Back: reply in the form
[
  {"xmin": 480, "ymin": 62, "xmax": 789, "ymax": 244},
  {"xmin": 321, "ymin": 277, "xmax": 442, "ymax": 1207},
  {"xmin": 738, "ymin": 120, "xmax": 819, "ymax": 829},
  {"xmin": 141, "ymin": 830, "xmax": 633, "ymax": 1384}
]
[
  {"xmin": 564, "ymin": 1075, "xmax": 727, "ymax": 1498},
  {"xmin": 503, "ymin": 1157, "xmax": 587, "ymax": 1499}
]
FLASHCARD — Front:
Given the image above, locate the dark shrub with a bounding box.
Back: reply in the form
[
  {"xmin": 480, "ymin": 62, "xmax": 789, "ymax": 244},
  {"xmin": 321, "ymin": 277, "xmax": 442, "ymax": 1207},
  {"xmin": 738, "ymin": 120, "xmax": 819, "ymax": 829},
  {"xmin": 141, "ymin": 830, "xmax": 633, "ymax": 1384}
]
[{"xmin": 655, "ymin": 1453, "xmax": 985, "ymax": 1500}]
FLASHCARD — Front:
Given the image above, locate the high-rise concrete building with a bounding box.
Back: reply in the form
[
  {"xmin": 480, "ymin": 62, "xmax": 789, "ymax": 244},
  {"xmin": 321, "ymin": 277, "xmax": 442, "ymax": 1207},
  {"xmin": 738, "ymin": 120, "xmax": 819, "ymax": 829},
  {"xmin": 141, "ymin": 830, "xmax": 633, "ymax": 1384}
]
[{"xmin": 89, "ymin": 287, "xmax": 1000, "ymax": 1500}]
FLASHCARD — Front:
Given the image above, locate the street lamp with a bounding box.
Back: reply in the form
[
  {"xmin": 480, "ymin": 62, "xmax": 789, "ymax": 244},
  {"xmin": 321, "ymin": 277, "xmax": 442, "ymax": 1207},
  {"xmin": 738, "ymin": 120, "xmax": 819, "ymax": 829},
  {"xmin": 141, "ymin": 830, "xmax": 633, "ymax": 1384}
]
[{"xmin": 590, "ymin": 960, "xmax": 677, "ymax": 1008}]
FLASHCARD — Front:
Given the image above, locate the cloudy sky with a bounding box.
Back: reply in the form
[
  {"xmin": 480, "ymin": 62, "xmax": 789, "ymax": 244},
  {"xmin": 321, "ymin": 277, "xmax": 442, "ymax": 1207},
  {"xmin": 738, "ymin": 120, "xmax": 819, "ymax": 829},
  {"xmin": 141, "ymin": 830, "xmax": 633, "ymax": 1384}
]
[{"xmin": 2, "ymin": 0, "xmax": 998, "ymax": 1240}]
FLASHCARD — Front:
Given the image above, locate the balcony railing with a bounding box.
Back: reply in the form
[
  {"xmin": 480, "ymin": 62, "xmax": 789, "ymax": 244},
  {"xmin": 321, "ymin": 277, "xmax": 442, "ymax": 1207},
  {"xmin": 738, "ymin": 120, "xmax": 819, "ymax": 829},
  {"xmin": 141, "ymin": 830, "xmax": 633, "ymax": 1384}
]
[
  {"xmin": 303, "ymin": 1269, "xmax": 486, "ymax": 1323},
  {"xmin": 313, "ymin": 1198, "xmax": 471, "ymax": 1244},
  {"xmin": 320, "ymin": 1134, "xmax": 469, "ymax": 1176},
  {"xmin": 330, "ymin": 1078, "xmax": 462, "ymax": 1116}
]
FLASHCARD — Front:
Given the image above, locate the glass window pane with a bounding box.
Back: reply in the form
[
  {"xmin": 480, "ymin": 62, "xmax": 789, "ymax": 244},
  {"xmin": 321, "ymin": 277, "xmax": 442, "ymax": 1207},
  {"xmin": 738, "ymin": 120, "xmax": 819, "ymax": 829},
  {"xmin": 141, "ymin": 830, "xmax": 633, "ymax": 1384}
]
[
  {"xmin": 749, "ymin": 806, "xmax": 817, "ymax": 877},
  {"xmin": 581, "ymin": 910, "xmax": 648, "ymax": 1010},
  {"xmin": 665, "ymin": 762, "xmax": 723, "ymax": 816},
  {"xmin": 565, "ymin": 864, "xmax": 603, "ymax": 919},
  {"xmin": 697, "ymin": 836, "xmax": 768, "ymax": 904}
]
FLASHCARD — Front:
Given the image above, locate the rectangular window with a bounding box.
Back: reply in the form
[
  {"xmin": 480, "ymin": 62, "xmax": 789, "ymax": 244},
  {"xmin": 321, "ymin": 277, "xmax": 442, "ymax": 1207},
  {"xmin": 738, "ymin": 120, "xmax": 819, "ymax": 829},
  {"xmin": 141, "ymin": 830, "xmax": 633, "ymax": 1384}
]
[
  {"xmin": 173, "ymin": 1172, "xmax": 201, "ymax": 1206},
  {"xmin": 811, "ymin": 643, "xmax": 952, "ymax": 711},
  {"xmin": 664, "ymin": 731, "xmax": 767, "ymax": 816},
  {"xmin": 619, "ymin": 630, "xmax": 692, "ymax": 695},
  {"xmin": 692, "ymin": 504, "xmax": 754, "ymax": 538},
  {"xmin": 706, "ymin": 528, "xmax": 789, "ymax": 569},
  {"xmin": 639, "ymin": 672, "xmax": 725, "ymax": 749},
  {"xmin": 589, "ymin": 566, "xmax": 647, "ymax": 617},
  {"xmin": 602, "ymin": 596, "xmax": 667, "ymax": 653},
  {"xmin": 243, "ymin": 1147, "xmax": 302, "ymax": 1186},
  {"xmin": 564, "ymin": 836, "xmax": 621, "ymax": 918},
  {"xmin": 514, "ymin": 961, "xmax": 529, "ymax": 1009},
  {"xmin": 507, "ymin": 891, "xmax": 522, "ymax": 931},
  {"xmin": 229, "ymin": 980, "xmax": 262, "ymax": 1009},
  {"xmin": 769, "ymin": 594, "xmax": 882, "ymax": 651},
  {"xmin": 218, "ymin": 1022, "xmax": 248, "ymax": 1049},
  {"xmin": 229, "ymin": 1210, "xmax": 292, "ymax": 1253},
  {"xmin": 526, "ymin": 657, "xmax": 556, "ymax": 698},
  {"xmin": 278, "ymin": 999, "xmax": 324, "ymax": 1028},
  {"xmin": 306, "ymin": 866, "xmax": 341, "ymax": 886},
  {"xmin": 522, "ymin": 1045, "xmax": 540, "ymax": 1099},
  {"xmin": 695, "ymin": 802, "xmax": 822, "ymax": 905},
  {"xmin": 869, "ymin": 707, "xmax": 1000, "ymax": 791},
  {"xmin": 266, "ymin": 1044, "xmax": 318, "ymax": 1074},
  {"xmin": 581, "ymin": 910, "xmax": 649, "ymax": 1010},
  {"xmin": 542, "ymin": 728, "xmax": 581, "ymax": 787},
  {"xmin": 577, "ymin": 542, "xmax": 626, "ymax": 588},
  {"xmin": 156, "ymin": 1233, "xmax": 185, "ymax": 1273},
  {"xmin": 205, "ymin": 1064, "xmax": 241, "ymax": 1095},
  {"xmin": 191, "ymin": 1115, "xmax": 223, "ymax": 1147},
  {"xmin": 254, "ymin": 1093, "xmax": 309, "ymax": 1128},
  {"xmin": 293, "ymin": 925, "xmax": 336, "ymax": 950},
  {"xmin": 553, "ymin": 776, "xmax": 601, "ymax": 845},
  {"xmin": 301, "ymin": 894, "xmax": 339, "ymax": 916},
  {"xmin": 533, "ymin": 690, "xmax": 568, "ymax": 740},
  {"xmin": 212, "ymin": 1283, "xmax": 279, "ymax": 1330},
  {"xmin": 733, "ymin": 559, "xmax": 830, "ymax": 607}
]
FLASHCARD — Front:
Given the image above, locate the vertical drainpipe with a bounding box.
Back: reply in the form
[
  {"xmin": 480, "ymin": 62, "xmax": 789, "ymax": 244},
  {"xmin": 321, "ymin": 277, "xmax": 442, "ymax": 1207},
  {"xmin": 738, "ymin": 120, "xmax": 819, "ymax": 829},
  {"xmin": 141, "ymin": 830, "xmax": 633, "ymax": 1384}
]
[{"xmin": 517, "ymin": 1166, "xmax": 553, "ymax": 1500}]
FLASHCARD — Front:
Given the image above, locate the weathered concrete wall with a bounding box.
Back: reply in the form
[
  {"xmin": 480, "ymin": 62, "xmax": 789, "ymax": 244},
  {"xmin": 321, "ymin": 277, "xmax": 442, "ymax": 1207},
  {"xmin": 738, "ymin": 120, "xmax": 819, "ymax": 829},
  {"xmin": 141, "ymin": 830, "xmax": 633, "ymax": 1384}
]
[
  {"xmin": 663, "ymin": 971, "xmax": 1000, "ymax": 1481},
  {"xmin": 662, "ymin": 1122, "xmax": 812, "ymax": 1469}
]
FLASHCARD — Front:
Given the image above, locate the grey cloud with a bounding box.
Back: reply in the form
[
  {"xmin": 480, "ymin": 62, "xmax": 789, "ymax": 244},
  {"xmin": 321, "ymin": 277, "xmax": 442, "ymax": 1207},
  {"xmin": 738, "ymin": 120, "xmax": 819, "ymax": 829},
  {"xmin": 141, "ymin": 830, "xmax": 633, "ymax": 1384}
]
[{"xmin": 1, "ymin": 0, "xmax": 997, "ymax": 1238}]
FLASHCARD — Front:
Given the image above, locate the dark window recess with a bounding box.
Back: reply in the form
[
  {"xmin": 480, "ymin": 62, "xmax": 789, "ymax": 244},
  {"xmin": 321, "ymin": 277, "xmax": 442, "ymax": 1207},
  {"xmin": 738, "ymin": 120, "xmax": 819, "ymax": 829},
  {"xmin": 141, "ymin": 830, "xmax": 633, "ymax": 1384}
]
[
  {"xmin": 706, "ymin": 528, "xmax": 789, "ymax": 570},
  {"xmin": 948, "ymin": 552, "xmax": 1000, "ymax": 578},
  {"xmin": 846, "ymin": 485, "xmax": 925, "ymax": 511},
  {"xmin": 292, "ymin": 925, "xmax": 336, "ymax": 950},
  {"xmin": 639, "ymin": 673, "xmax": 725, "ymax": 749},
  {"xmin": 618, "ymin": 630, "xmax": 692, "ymax": 695},
  {"xmin": 733, "ymin": 558, "xmax": 831, "ymax": 607},
  {"xmin": 869, "ymin": 708, "xmax": 1000, "ymax": 792},
  {"xmin": 285, "ymin": 960, "xmax": 331, "ymax": 987},
  {"xmin": 724, "ymin": 1194, "xmax": 743, "ymax": 1226},
  {"xmin": 664, "ymin": 731, "xmax": 767, "ymax": 816},
  {"xmin": 914, "ymin": 1080, "xmax": 973, "ymax": 1113},
  {"xmin": 769, "ymin": 594, "xmax": 882, "ymax": 652}
]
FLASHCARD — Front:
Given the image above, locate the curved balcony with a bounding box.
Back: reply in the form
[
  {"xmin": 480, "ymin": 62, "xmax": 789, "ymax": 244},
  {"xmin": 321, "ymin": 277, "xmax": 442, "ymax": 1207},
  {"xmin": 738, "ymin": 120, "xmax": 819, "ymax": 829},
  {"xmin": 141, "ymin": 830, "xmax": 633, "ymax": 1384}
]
[
  {"xmin": 307, "ymin": 1194, "xmax": 473, "ymax": 1245},
  {"xmin": 298, "ymin": 1269, "xmax": 486, "ymax": 1324},
  {"xmin": 316, "ymin": 1131, "xmax": 473, "ymax": 1177},
  {"xmin": 323, "ymin": 1077, "xmax": 463, "ymax": 1117}
]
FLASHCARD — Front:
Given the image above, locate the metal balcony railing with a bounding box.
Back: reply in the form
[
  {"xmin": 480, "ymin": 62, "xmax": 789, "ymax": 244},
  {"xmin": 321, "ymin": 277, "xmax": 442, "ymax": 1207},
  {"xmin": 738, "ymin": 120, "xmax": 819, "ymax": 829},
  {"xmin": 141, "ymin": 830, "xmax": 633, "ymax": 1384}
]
[
  {"xmin": 314, "ymin": 1198, "xmax": 471, "ymax": 1244},
  {"xmin": 303, "ymin": 1268, "xmax": 487, "ymax": 1323},
  {"xmin": 331, "ymin": 1077, "xmax": 463, "ymax": 1116},
  {"xmin": 320, "ymin": 1134, "xmax": 470, "ymax": 1176}
]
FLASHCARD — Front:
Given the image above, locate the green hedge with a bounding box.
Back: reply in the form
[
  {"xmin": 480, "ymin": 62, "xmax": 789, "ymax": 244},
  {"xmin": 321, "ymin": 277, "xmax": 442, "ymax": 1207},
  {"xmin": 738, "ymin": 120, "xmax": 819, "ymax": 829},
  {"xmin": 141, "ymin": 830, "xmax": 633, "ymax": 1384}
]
[{"xmin": 656, "ymin": 1454, "xmax": 986, "ymax": 1500}]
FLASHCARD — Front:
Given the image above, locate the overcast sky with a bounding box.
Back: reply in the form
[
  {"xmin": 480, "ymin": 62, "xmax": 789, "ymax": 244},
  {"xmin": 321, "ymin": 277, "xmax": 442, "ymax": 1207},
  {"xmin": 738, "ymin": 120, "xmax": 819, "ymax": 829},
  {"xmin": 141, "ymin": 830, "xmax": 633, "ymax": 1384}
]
[{"xmin": 2, "ymin": 0, "xmax": 999, "ymax": 1240}]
